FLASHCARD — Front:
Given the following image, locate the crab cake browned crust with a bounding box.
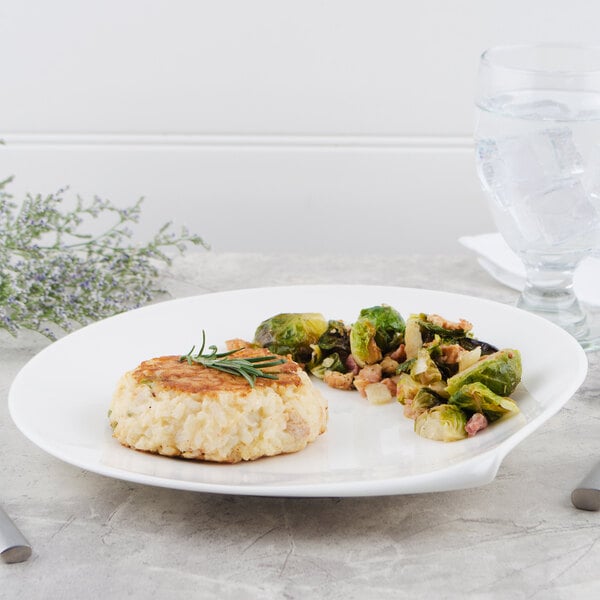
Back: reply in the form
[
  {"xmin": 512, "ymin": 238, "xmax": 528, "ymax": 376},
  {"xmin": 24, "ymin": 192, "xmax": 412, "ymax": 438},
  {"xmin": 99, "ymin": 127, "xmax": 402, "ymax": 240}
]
[{"xmin": 109, "ymin": 348, "xmax": 328, "ymax": 463}]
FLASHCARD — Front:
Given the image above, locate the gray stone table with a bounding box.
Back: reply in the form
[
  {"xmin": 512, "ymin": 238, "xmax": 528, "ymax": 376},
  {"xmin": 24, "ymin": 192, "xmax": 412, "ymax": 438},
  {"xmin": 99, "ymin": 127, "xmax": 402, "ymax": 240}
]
[{"xmin": 2, "ymin": 252, "xmax": 599, "ymax": 599}]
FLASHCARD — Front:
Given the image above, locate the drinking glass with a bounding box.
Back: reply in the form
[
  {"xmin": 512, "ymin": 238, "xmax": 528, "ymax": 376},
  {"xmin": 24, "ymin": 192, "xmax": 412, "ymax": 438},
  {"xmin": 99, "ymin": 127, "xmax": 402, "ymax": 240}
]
[{"xmin": 474, "ymin": 44, "xmax": 600, "ymax": 351}]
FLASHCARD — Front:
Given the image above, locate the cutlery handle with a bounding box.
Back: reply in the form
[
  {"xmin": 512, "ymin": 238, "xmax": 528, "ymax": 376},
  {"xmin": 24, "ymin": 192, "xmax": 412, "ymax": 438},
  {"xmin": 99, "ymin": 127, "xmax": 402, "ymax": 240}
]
[
  {"xmin": 571, "ymin": 461, "xmax": 600, "ymax": 511},
  {"xmin": 0, "ymin": 505, "xmax": 32, "ymax": 564}
]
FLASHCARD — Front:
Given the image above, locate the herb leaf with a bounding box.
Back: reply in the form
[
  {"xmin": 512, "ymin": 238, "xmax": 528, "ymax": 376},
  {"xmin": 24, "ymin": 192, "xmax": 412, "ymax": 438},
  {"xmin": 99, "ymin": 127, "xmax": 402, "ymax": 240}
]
[{"xmin": 180, "ymin": 331, "xmax": 286, "ymax": 388}]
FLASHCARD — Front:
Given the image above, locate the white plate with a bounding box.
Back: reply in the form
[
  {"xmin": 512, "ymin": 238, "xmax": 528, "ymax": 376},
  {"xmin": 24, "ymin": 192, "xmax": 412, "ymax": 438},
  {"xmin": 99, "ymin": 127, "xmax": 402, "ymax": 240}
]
[{"xmin": 8, "ymin": 285, "xmax": 588, "ymax": 497}]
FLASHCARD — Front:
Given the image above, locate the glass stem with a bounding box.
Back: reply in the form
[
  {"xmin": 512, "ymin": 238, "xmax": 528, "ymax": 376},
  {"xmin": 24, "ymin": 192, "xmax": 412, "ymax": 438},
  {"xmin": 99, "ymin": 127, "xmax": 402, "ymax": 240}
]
[{"xmin": 517, "ymin": 265, "xmax": 587, "ymax": 333}]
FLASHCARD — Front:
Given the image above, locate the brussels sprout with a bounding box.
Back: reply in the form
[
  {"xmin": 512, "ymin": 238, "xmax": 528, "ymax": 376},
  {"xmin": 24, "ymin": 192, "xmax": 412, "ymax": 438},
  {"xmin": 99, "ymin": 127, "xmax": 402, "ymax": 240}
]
[
  {"xmin": 432, "ymin": 358, "xmax": 458, "ymax": 380},
  {"xmin": 449, "ymin": 382, "xmax": 519, "ymax": 422},
  {"xmin": 349, "ymin": 305, "xmax": 405, "ymax": 367},
  {"xmin": 404, "ymin": 315, "xmax": 423, "ymax": 359},
  {"xmin": 396, "ymin": 358, "xmax": 416, "ymax": 374},
  {"xmin": 426, "ymin": 337, "xmax": 460, "ymax": 380},
  {"xmin": 396, "ymin": 373, "xmax": 422, "ymax": 405},
  {"xmin": 310, "ymin": 352, "xmax": 346, "ymax": 379},
  {"xmin": 411, "ymin": 347, "xmax": 443, "ymax": 385},
  {"xmin": 414, "ymin": 404, "xmax": 468, "ymax": 442},
  {"xmin": 406, "ymin": 313, "xmax": 472, "ymax": 345},
  {"xmin": 317, "ymin": 320, "xmax": 351, "ymax": 358},
  {"xmin": 421, "ymin": 323, "xmax": 466, "ymax": 342},
  {"xmin": 357, "ymin": 305, "xmax": 405, "ymax": 353},
  {"xmin": 457, "ymin": 346, "xmax": 482, "ymax": 373},
  {"xmin": 455, "ymin": 337, "xmax": 498, "ymax": 356},
  {"xmin": 254, "ymin": 312, "xmax": 328, "ymax": 364},
  {"xmin": 410, "ymin": 387, "xmax": 445, "ymax": 418},
  {"xmin": 349, "ymin": 318, "xmax": 382, "ymax": 367},
  {"xmin": 306, "ymin": 344, "xmax": 323, "ymax": 372},
  {"xmin": 446, "ymin": 349, "xmax": 522, "ymax": 397}
]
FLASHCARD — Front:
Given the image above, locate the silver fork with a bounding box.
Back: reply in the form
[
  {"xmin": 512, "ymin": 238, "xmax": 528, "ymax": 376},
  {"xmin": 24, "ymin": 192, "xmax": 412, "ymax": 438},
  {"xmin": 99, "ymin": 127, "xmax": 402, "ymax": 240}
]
[
  {"xmin": 572, "ymin": 461, "xmax": 600, "ymax": 511},
  {"xmin": 0, "ymin": 504, "xmax": 32, "ymax": 563}
]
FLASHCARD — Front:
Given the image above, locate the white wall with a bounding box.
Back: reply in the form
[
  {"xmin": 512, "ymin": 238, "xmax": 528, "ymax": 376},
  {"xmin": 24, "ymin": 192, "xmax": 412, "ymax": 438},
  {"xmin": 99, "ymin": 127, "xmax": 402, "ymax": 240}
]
[{"xmin": 0, "ymin": 1, "xmax": 597, "ymax": 254}]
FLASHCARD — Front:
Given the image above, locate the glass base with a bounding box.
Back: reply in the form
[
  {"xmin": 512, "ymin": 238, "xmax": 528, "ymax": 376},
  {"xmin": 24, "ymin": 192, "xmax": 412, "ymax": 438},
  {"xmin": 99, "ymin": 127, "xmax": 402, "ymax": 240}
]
[
  {"xmin": 516, "ymin": 296, "xmax": 600, "ymax": 352},
  {"xmin": 573, "ymin": 304, "xmax": 600, "ymax": 352},
  {"xmin": 514, "ymin": 263, "xmax": 600, "ymax": 352}
]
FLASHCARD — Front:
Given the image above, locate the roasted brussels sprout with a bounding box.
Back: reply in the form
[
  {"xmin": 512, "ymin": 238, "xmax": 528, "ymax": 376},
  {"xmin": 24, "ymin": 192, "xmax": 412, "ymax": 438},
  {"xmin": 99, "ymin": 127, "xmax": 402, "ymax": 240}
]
[
  {"xmin": 448, "ymin": 382, "xmax": 519, "ymax": 422},
  {"xmin": 396, "ymin": 373, "xmax": 422, "ymax": 405},
  {"xmin": 349, "ymin": 318, "xmax": 382, "ymax": 367},
  {"xmin": 357, "ymin": 305, "xmax": 405, "ymax": 353},
  {"xmin": 349, "ymin": 305, "xmax": 405, "ymax": 367},
  {"xmin": 310, "ymin": 352, "xmax": 346, "ymax": 379},
  {"xmin": 414, "ymin": 404, "xmax": 468, "ymax": 442},
  {"xmin": 420, "ymin": 322, "xmax": 469, "ymax": 343},
  {"xmin": 427, "ymin": 338, "xmax": 461, "ymax": 379},
  {"xmin": 404, "ymin": 315, "xmax": 424, "ymax": 359},
  {"xmin": 445, "ymin": 349, "xmax": 522, "ymax": 397},
  {"xmin": 407, "ymin": 313, "xmax": 471, "ymax": 343},
  {"xmin": 455, "ymin": 337, "xmax": 498, "ymax": 356},
  {"xmin": 254, "ymin": 312, "xmax": 328, "ymax": 364},
  {"xmin": 457, "ymin": 346, "xmax": 482, "ymax": 373},
  {"xmin": 317, "ymin": 320, "xmax": 351, "ymax": 359},
  {"xmin": 396, "ymin": 358, "xmax": 416, "ymax": 374},
  {"xmin": 411, "ymin": 387, "xmax": 445, "ymax": 418},
  {"xmin": 410, "ymin": 347, "xmax": 443, "ymax": 385}
]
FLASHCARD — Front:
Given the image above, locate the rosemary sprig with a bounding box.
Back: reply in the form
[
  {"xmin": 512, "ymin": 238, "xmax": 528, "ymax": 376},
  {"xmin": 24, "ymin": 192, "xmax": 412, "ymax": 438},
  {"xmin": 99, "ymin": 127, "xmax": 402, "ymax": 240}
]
[{"xmin": 180, "ymin": 331, "xmax": 285, "ymax": 388}]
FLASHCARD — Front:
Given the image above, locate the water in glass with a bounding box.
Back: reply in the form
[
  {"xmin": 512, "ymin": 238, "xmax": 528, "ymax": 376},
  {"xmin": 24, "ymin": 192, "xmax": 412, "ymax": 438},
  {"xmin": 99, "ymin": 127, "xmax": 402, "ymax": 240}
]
[{"xmin": 476, "ymin": 90, "xmax": 600, "ymax": 269}]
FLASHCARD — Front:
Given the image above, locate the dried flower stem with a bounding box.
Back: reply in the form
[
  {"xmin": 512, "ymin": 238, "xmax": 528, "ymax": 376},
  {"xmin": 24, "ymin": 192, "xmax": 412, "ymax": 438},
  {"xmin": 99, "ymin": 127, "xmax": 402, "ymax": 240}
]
[{"xmin": 0, "ymin": 177, "xmax": 208, "ymax": 339}]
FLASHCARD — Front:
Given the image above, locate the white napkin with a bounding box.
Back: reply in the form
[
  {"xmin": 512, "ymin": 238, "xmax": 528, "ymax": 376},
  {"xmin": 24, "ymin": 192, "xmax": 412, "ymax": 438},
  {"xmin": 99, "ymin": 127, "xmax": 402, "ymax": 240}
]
[{"xmin": 459, "ymin": 233, "xmax": 600, "ymax": 306}]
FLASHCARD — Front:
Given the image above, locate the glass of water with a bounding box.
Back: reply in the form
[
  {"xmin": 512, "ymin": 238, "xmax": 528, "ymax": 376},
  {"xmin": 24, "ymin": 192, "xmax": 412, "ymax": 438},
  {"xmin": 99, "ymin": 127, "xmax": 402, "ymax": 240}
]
[{"xmin": 475, "ymin": 44, "xmax": 600, "ymax": 351}]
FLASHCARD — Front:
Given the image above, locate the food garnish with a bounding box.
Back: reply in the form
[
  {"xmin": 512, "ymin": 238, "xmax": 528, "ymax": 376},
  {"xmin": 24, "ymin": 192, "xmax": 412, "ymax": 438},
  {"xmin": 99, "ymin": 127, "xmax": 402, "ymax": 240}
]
[{"xmin": 180, "ymin": 330, "xmax": 285, "ymax": 388}]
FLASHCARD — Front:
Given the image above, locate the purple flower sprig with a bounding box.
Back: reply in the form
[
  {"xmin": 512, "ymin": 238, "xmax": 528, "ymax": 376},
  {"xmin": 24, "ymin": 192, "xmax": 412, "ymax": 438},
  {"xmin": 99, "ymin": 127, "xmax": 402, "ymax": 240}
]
[{"xmin": 0, "ymin": 177, "xmax": 208, "ymax": 340}]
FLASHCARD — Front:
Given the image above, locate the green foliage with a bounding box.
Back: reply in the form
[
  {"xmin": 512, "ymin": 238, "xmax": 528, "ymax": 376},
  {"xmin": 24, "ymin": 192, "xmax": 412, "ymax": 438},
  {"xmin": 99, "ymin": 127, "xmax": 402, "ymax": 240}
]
[{"xmin": 0, "ymin": 177, "xmax": 208, "ymax": 339}]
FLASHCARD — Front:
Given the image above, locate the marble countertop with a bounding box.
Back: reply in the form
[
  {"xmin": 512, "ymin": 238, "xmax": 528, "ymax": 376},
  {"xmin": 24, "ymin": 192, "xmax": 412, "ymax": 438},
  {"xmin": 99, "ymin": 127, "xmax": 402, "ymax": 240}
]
[{"xmin": 2, "ymin": 252, "xmax": 599, "ymax": 599}]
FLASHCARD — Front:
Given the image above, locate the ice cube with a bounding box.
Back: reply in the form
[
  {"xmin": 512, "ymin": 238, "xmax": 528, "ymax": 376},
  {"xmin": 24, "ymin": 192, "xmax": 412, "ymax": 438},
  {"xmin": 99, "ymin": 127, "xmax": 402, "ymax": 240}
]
[
  {"xmin": 522, "ymin": 177, "xmax": 599, "ymax": 246},
  {"xmin": 476, "ymin": 139, "xmax": 533, "ymax": 208},
  {"xmin": 496, "ymin": 128, "xmax": 583, "ymax": 184},
  {"xmin": 505, "ymin": 197, "xmax": 543, "ymax": 245},
  {"xmin": 476, "ymin": 139, "xmax": 503, "ymax": 191},
  {"xmin": 477, "ymin": 128, "xmax": 584, "ymax": 210},
  {"xmin": 545, "ymin": 128, "xmax": 584, "ymax": 176}
]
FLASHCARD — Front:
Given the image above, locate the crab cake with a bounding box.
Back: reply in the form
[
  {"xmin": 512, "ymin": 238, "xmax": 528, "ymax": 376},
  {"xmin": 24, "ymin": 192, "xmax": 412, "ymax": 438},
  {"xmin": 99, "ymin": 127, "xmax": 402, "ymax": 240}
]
[{"xmin": 109, "ymin": 348, "xmax": 328, "ymax": 463}]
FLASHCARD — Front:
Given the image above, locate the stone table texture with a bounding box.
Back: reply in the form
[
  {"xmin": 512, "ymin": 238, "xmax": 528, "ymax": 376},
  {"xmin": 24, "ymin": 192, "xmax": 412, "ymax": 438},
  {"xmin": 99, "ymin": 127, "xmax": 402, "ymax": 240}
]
[{"xmin": 1, "ymin": 253, "xmax": 599, "ymax": 599}]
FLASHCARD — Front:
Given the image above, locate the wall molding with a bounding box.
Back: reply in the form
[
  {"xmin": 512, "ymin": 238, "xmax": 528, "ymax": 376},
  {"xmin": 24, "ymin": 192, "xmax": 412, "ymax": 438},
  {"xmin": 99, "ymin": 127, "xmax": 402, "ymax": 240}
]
[
  {"xmin": 0, "ymin": 132, "xmax": 488, "ymax": 255},
  {"xmin": 1, "ymin": 132, "xmax": 474, "ymax": 151}
]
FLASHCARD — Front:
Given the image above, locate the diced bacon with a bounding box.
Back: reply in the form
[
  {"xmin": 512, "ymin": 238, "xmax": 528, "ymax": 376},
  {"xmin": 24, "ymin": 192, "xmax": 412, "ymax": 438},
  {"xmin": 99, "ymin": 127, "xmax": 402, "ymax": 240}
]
[
  {"xmin": 323, "ymin": 370, "xmax": 355, "ymax": 391},
  {"xmin": 389, "ymin": 343, "xmax": 407, "ymax": 362},
  {"xmin": 381, "ymin": 377, "xmax": 397, "ymax": 397},
  {"xmin": 465, "ymin": 412, "xmax": 488, "ymax": 437},
  {"xmin": 403, "ymin": 398, "xmax": 416, "ymax": 419},
  {"xmin": 380, "ymin": 355, "xmax": 400, "ymax": 375},
  {"xmin": 353, "ymin": 364, "xmax": 383, "ymax": 396},
  {"xmin": 359, "ymin": 364, "xmax": 383, "ymax": 383},
  {"xmin": 439, "ymin": 344, "xmax": 464, "ymax": 365},
  {"xmin": 345, "ymin": 354, "xmax": 360, "ymax": 375},
  {"xmin": 427, "ymin": 314, "xmax": 473, "ymax": 332}
]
